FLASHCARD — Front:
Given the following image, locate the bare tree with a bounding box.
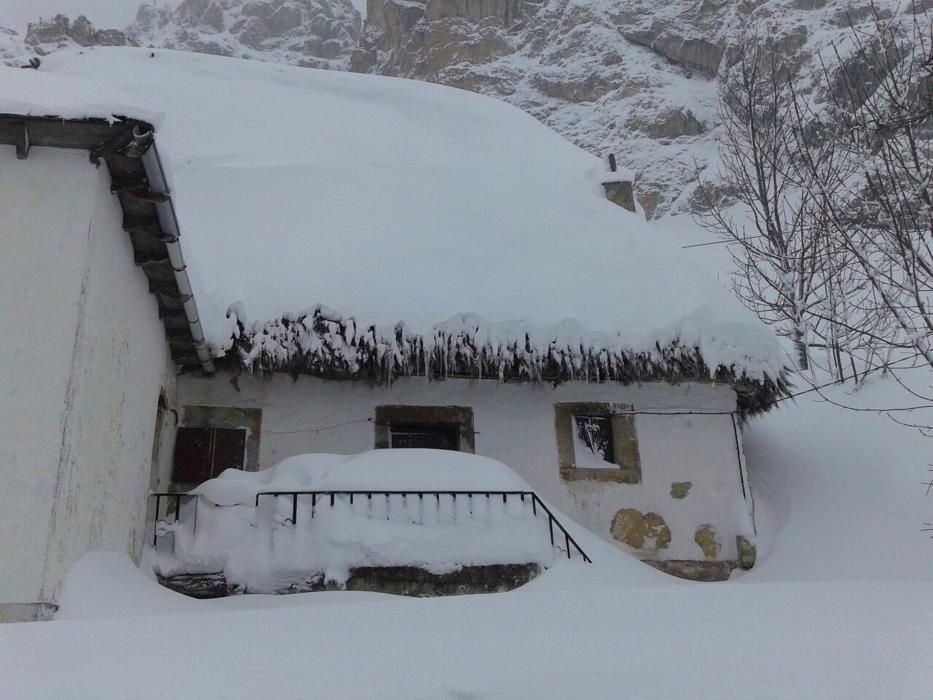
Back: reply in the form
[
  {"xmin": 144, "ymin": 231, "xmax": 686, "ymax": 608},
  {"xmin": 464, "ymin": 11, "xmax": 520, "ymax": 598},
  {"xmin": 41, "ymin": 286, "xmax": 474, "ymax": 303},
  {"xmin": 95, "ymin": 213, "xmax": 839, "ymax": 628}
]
[
  {"xmin": 701, "ymin": 6, "xmax": 933, "ymax": 384},
  {"xmin": 794, "ymin": 4, "xmax": 933, "ymax": 374},
  {"xmin": 698, "ymin": 39, "xmax": 841, "ymax": 371}
]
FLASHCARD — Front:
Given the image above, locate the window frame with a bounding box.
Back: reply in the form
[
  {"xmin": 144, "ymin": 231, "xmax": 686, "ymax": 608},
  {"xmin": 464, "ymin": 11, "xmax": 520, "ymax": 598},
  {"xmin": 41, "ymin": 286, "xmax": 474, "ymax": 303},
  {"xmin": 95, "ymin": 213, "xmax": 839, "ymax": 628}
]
[
  {"xmin": 554, "ymin": 402, "xmax": 641, "ymax": 483},
  {"xmin": 374, "ymin": 405, "xmax": 475, "ymax": 453},
  {"xmin": 171, "ymin": 405, "xmax": 263, "ymax": 486},
  {"xmin": 171, "ymin": 426, "xmax": 247, "ymax": 484}
]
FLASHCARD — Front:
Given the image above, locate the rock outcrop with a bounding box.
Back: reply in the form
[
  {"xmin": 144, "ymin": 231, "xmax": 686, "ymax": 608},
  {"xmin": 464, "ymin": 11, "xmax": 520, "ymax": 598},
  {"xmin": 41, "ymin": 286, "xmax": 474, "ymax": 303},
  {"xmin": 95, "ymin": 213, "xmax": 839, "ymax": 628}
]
[
  {"xmin": 5, "ymin": 0, "xmax": 907, "ymax": 216},
  {"xmin": 129, "ymin": 0, "xmax": 361, "ymax": 69},
  {"xmin": 18, "ymin": 0, "xmax": 361, "ymax": 71},
  {"xmin": 352, "ymin": 0, "xmax": 904, "ymax": 216},
  {"xmin": 24, "ymin": 14, "xmax": 133, "ymax": 55}
]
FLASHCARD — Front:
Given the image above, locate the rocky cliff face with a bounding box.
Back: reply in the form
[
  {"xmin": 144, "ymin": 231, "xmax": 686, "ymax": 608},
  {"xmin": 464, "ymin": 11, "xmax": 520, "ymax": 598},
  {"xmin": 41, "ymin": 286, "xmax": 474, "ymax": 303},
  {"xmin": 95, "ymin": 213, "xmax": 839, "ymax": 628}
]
[
  {"xmin": 20, "ymin": 0, "xmax": 361, "ymax": 70},
  {"xmin": 129, "ymin": 0, "xmax": 361, "ymax": 68},
  {"xmin": 351, "ymin": 0, "xmax": 901, "ymax": 216},
  {"xmin": 0, "ymin": 25, "xmax": 28, "ymax": 65},
  {"xmin": 22, "ymin": 14, "xmax": 134, "ymax": 56},
  {"xmin": 7, "ymin": 0, "xmax": 903, "ymax": 216}
]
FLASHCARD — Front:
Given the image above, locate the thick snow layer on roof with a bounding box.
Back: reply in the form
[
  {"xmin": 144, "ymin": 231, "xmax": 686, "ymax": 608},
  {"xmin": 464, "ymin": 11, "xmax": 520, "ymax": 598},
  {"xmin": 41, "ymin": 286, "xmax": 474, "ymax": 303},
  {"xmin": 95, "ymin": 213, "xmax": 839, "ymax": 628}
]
[{"xmin": 0, "ymin": 47, "xmax": 785, "ymax": 378}]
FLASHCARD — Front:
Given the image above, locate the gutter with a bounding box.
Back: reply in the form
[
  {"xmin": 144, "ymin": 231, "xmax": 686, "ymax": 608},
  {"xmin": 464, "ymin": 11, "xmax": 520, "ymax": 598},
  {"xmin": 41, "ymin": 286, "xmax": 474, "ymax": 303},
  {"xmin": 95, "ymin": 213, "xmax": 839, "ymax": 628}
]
[{"xmin": 138, "ymin": 130, "xmax": 215, "ymax": 374}]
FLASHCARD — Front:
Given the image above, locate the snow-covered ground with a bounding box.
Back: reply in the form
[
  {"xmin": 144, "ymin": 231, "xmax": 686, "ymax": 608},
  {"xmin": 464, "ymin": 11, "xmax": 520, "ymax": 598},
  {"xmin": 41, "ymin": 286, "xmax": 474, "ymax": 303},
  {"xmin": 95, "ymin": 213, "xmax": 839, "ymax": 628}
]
[{"xmin": 2, "ymin": 373, "xmax": 932, "ymax": 698}]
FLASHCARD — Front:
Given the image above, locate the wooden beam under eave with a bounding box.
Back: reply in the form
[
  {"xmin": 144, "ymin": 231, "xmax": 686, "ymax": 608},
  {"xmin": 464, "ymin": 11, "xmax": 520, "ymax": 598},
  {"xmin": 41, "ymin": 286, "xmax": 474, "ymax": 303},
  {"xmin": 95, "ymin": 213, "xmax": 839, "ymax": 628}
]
[{"xmin": 0, "ymin": 115, "xmax": 134, "ymax": 151}]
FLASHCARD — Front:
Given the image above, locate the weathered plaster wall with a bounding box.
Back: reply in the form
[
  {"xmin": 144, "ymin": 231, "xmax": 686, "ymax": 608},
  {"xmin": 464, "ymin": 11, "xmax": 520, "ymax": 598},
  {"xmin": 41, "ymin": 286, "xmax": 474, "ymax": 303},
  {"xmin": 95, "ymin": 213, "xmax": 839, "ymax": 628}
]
[
  {"xmin": 179, "ymin": 374, "xmax": 754, "ymax": 565},
  {"xmin": 0, "ymin": 146, "xmax": 175, "ymax": 613}
]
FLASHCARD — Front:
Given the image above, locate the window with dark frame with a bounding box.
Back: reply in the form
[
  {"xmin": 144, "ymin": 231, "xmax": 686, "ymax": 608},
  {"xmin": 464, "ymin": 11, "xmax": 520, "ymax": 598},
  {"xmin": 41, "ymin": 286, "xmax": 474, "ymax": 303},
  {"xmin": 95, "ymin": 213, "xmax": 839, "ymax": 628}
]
[
  {"xmin": 555, "ymin": 402, "xmax": 641, "ymax": 483},
  {"xmin": 573, "ymin": 415, "xmax": 615, "ymax": 465},
  {"xmin": 374, "ymin": 405, "xmax": 475, "ymax": 453},
  {"xmin": 389, "ymin": 423, "xmax": 461, "ymax": 451},
  {"xmin": 172, "ymin": 426, "xmax": 246, "ymax": 484}
]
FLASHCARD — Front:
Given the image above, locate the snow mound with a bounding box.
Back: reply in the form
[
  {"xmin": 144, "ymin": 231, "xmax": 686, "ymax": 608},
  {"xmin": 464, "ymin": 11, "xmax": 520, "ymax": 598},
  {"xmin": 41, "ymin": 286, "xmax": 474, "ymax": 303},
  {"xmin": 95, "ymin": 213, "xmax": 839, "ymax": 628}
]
[
  {"xmin": 0, "ymin": 47, "xmax": 785, "ymax": 383},
  {"xmin": 193, "ymin": 449, "xmax": 533, "ymax": 506},
  {"xmin": 56, "ymin": 552, "xmax": 198, "ymax": 620},
  {"xmin": 158, "ymin": 450, "xmax": 559, "ymax": 591}
]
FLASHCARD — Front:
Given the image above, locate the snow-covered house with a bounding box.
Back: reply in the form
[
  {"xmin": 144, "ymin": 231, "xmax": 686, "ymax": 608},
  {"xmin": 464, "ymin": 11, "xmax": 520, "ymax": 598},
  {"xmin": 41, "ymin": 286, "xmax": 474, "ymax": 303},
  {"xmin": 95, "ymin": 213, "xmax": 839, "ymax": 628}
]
[{"xmin": 0, "ymin": 48, "xmax": 787, "ymax": 619}]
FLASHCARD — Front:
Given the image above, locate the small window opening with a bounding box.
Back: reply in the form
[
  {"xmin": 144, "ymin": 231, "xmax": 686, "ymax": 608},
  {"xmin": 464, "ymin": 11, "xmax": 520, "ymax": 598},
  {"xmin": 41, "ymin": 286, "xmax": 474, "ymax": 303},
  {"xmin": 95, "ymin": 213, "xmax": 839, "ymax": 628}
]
[
  {"xmin": 573, "ymin": 415, "xmax": 615, "ymax": 468},
  {"xmin": 555, "ymin": 402, "xmax": 641, "ymax": 483},
  {"xmin": 172, "ymin": 426, "xmax": 246, "ymax": 484},
  {"xmin": 389, "ymin": 422, "xmax": 460, "ymax": 451},
  {"xmin": 375, "ymin": 405, "xmax": 475, "ymax": 453}
]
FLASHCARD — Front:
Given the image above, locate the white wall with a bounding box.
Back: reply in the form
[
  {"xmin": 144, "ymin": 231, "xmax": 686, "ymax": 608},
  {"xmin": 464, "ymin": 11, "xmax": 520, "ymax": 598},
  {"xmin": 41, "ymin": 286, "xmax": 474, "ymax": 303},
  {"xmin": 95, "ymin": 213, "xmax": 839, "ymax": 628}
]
[
  {"xmin": 0, "ymin": 146, "xmax": 175, "ymax": 610},
  {"xmin": 179, "ymin": 373, "xmax": 754, "ymax": 562}
]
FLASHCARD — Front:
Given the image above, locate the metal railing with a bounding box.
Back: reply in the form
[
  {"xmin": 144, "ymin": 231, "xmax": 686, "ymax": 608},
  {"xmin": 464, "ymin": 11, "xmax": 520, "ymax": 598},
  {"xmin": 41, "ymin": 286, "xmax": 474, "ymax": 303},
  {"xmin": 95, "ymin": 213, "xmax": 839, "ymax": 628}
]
[
  {"xmin": 149, "ymin": 489, "xmax": 591, "ymax": 563},
  {"xmin": 150, "ymin": 492, "xmax": 199, "ymax": 547},
  {"xmin": 254, "ymin": 490, "xmax": 591, "ymax": 563}
]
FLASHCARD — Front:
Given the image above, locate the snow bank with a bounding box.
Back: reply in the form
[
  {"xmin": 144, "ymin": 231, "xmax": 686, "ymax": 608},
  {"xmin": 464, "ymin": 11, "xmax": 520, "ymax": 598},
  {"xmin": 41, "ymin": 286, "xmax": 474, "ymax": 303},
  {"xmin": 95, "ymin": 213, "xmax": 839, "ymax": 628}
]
[
  {"xmin": 55, "ymin": 552, "xmax": 198, "ymax": 620},
  {"xmin": 10, "ymin": 576, "xmax": 933, "ymax": 698},
  {"xmin": 0, "ymin": 47, "xmax": 785, "ymax": 384},
  {"xmin": 742, "ymin": 367, "xmax": 933, "ymax": 583},
  {"xmin": 155, "ymin": 450, "xmax": 558, "ymax": 591}
]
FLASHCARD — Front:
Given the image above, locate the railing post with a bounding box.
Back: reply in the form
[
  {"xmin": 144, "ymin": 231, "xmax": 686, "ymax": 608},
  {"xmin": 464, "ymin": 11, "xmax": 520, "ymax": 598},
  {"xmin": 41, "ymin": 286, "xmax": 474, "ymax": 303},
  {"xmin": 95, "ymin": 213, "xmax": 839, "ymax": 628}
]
[
  {"xmin": 292, "ymin": 493, "xmax": 298, "ymax": 526},
  {"xmin": 153, "ymin": 494, "xmax": 161, "ymax": 547}
]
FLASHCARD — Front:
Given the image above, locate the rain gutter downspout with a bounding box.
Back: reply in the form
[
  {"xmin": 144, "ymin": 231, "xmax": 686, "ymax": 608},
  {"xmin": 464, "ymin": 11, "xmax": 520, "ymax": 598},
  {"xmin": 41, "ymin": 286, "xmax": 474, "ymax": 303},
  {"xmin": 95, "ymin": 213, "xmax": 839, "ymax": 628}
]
[{"xmin": 139, "ymin": 131, "xmax": 215, "ymax": 374}]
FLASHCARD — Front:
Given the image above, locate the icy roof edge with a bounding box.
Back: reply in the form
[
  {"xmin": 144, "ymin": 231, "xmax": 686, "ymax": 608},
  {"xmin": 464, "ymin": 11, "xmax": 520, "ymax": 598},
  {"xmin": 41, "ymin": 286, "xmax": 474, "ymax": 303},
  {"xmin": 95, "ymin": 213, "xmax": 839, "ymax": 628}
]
[{"xmin": 222, "ymin": 307, "xmax": 791, "ymax": 415}]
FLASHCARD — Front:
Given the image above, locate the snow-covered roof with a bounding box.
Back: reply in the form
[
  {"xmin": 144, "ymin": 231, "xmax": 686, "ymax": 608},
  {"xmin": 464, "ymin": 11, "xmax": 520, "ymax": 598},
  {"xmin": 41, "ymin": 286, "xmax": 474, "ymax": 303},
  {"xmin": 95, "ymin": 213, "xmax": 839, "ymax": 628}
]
[{"xmin": 0, "ymin": 47, "xmax": 788, "ymax": 403}]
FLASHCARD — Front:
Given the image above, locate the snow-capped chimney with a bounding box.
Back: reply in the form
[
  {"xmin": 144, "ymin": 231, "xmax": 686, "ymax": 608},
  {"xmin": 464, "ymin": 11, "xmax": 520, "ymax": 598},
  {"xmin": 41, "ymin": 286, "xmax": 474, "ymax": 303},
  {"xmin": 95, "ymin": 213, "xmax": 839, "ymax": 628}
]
[{"xmin": 601, "ymin": 153, "xmax": 635, "ymax": 213}]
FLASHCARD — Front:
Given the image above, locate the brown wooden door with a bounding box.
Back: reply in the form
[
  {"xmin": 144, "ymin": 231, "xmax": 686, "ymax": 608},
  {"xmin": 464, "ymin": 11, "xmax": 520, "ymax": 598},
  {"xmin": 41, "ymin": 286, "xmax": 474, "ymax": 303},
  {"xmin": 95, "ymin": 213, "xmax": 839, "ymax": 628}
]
[{"xmin": 172, "ymin": 427, "xmax": 246, "ymax": 483}]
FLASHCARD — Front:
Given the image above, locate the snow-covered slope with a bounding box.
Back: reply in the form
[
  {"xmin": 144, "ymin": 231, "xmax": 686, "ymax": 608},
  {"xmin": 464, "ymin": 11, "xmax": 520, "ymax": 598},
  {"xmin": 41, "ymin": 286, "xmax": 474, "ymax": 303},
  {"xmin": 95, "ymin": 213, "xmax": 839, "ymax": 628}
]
[
  {"xmin": 0, "ymin": 47, "xmax": 785, "ymax": 383},
  {"xmin": 128, "ymin": 0, "xmax": 361, "ymax": 69},
  {"xmin": 4, "ymin": 0, "xmax": 909, "ymax": 215},
  {"xmin": 353, "ymin": 0, "xmax": 908, "ymax": 216},
  {"xmin": 15, "ymin": 0, "xmax": 361, "ymax": 70}
]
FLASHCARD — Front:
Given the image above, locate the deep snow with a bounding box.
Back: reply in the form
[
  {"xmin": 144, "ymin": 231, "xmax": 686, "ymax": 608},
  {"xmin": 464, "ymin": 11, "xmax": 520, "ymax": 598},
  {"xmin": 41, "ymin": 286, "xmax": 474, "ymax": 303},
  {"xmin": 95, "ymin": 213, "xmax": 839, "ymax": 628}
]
[
  {"xmin": 2, "ymin": 373, "xmax": 932, "ymax": 698},
  {"xmin": 153, "ymin": 451, "xmax": 559, "ymax": 591},
  {"xmin": 0, "ymin": 47, "xmax": 785, "ymax": 381}
]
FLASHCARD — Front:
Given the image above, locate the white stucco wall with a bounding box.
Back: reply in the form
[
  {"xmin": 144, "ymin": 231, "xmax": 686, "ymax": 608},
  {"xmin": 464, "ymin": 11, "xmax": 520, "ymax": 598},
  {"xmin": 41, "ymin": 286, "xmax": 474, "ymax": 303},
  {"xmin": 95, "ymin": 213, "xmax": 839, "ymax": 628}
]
[
  {"xmin": 179, "ymin": 374, "xmax": 755, "ymax": 563},
  {"xmin": 0, "ymin": 146, "xmax": 175, "ymax": 610}
]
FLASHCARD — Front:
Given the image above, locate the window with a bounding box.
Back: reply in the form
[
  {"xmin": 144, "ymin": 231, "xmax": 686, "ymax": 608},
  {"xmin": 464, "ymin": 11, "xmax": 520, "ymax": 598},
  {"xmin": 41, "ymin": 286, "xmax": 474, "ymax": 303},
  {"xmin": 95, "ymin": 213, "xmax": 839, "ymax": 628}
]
[
  {"xmin": 172, "ymin": 406, "xmax": 262, "ymax": 485},
  {"xmin": 572, "ymin": 415, "xmax": 615, "ymax": 467},
  {"xmin": 172, "ymin": 427, "xmax": 246, "ymax": 484},
  {"xmin": 389, "ymin": 423, "xmax": 460, "ymax": 450},
  {"xmin": 375, "ymin": 405, "xmax": 475, "ymax": 453},
  {"xmin": 555, "ymin": 402, "xmax": 641, "ymax": 483}
]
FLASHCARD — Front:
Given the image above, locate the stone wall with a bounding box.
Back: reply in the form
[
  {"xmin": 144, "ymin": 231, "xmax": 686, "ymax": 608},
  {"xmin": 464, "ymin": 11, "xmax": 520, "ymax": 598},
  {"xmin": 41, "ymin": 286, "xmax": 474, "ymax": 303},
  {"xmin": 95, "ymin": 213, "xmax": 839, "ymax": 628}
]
[{"xmin": 160, "ymin": 563, "xmax": 541, "ymax": 597}]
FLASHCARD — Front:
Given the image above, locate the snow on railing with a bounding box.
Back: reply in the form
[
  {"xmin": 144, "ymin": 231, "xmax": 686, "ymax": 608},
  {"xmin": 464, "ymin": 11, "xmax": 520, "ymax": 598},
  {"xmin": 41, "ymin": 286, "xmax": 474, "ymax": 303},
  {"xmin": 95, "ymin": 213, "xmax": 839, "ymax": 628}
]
[{"xmin": 149, "ymin": 490, "xmax": 591, "ymax": 564}]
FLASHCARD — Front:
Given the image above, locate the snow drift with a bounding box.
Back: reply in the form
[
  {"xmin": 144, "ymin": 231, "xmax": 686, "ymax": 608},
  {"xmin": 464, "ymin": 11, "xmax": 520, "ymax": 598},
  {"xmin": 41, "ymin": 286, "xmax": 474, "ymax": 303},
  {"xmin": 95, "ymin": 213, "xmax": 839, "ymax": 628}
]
[{"xmin": 153, "ymin": 450, "xmax": 558, "ymax": 592}]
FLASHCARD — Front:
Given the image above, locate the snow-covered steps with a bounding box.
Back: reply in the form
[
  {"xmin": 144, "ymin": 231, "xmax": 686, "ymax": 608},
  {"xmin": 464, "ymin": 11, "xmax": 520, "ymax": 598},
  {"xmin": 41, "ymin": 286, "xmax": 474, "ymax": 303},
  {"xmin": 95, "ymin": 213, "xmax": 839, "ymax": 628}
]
[{"xmin": 148, "ymin": 451, "xmax": 589, "ymax": 596}]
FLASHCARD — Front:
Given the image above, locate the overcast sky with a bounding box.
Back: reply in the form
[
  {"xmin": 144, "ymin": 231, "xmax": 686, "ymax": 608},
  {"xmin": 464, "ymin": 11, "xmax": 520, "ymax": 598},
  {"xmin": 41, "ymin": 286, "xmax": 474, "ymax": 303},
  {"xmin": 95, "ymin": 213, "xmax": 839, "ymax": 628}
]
[{"xmin": 0, "ymin": 0, "xmax": 162, "ymax": 32}]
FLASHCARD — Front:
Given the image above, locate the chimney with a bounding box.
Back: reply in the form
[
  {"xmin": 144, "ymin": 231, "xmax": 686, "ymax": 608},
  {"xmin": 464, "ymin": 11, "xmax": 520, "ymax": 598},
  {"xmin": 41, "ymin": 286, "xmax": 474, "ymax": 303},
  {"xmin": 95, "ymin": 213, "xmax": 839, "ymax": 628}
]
[{"xmin": 601, "ymin": 153, "xmax": 635, "ymax": 213}]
